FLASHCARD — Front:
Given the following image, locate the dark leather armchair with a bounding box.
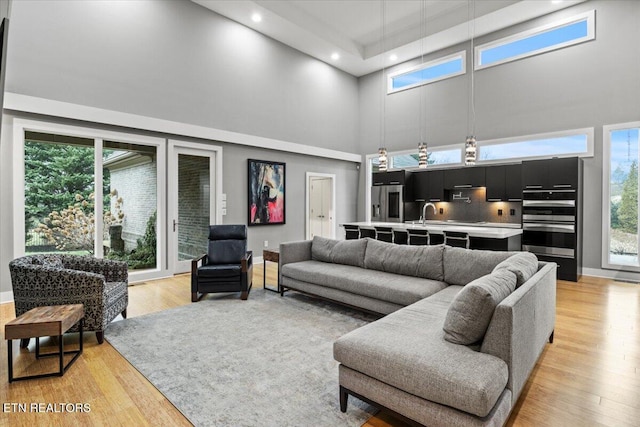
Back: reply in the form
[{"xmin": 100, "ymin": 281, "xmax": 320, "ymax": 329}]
[{"xmin": 191, "ymin": 225, "xmax": 253, "ymax": 302}]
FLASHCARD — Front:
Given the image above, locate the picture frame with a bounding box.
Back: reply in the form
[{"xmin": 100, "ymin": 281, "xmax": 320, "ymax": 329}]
[{"xmin": 248, "ymin": 159, "xmax": 286, "ymax": 226}]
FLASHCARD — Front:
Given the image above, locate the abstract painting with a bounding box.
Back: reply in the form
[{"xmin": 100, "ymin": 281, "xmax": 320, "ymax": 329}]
[{"xmin": 248, "ymin": 159, "xmax": 285, "ymax": 225}]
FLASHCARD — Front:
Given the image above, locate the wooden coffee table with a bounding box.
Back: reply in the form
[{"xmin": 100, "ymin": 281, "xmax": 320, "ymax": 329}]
[{"xmin": 5, "ymin": 304, "xmax": 84, "ymax": 383}]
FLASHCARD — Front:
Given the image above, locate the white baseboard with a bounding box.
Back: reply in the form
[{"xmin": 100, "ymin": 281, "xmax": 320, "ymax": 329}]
[
  {"xmin": 581, "ymin": 267, "xmax": 640, "ymax": 283},
  {"xmin": 254, "ymin": 256, "xmax": 264, "ymax": 264},
  {"xmin": 1, "ymin": 290, "xmax": 14, "ymax": 304}
]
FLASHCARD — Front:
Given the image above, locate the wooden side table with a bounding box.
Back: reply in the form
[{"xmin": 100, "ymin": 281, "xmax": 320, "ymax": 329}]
[
  {"xmin": 5, "ymin": 304, "xmax": 84, "ymax": 383},
  {"xmin": 263, "ymin": 249, "xmax": 280, "ymax": 293}
]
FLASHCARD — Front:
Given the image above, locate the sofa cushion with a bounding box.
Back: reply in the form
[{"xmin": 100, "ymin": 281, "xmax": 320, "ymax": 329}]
[
  {"xmin": 364, "ymin": 239, "xmax": 444, "ymax": 281},
  {"xmin": 443, "ymin": 270, "xmax": 517, "ymax": 345},
  {"xmin": 443, "ymin": 246, "xmax": 514, "ymax": 286},
  {"xmin": 281, "ymin": 260, "xmax": 447, "ymax": 307},
  {"xmin": 334, "ymin": 295, "xmax": 509, "ymax": 418},
  {"xmin": 493, "ymin": 252, "xmax": 539, "ymax": 288},
  {"xmin": 311, "ymin": 236, "xmax": 367, "ymax": 268}
]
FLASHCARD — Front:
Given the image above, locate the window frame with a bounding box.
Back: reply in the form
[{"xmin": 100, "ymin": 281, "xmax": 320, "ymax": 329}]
[
  {"xmin": 387, "ymin": 51, "xmax": 466, "ymax": 94},
  {"xmin": 602, "ymin": 121, "xmax": 640, "ymax": 272},
  {"xmin": 474, "ymin": 10, "xmax": 595, "ymax": 70},
  {"xmin": 476, "ymin": 128, "xmax": 594, "ymax": 165}
]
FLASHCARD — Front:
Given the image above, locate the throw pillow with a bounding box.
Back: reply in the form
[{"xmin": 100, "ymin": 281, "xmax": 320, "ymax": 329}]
[
  {"xmin": 443, "ymin": 269, "xmax": 517, "ymax": 345},
  {"xmin": 363, "ymin": 238, "xmax": 392, "ymax": 272},
  {"xmin": 493, "ymin": 252, "xmax": 538, "ymax": 288},
  {"xmin": 311, "ymin": 236, "xmax": 337, "ymax": 263},
  {"xmin": 331, "ymin": 238, "xmax": 368, "ymax": 268},
  {"xmin": 443, "ymin": 246, "xmax": 514, "ymax": 286}
]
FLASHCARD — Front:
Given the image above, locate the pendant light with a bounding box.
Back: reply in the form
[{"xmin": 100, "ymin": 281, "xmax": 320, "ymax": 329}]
[
  {"xmin": 418, "ymin": 142, "xmax": 427, "ymax": 168},
  {"xmin": 378, "ymin": 1, "xmax": 388, "ymax": 171},
  {"xmin": 418, "ymin": 0, "xmax": 428, "ymax": 169},
  {"xmin": 465, "ymin": 0, "xmax": 477, "ymax": 166},
  {"xmin": 378, "ymin": 147, "xmax": 388, "ymax": 171}
]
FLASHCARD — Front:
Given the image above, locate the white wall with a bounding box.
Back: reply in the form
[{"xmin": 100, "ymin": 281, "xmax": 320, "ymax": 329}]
[{"xmin": 357, "ymin": 0, "xmax": 640, "ymax": 272}]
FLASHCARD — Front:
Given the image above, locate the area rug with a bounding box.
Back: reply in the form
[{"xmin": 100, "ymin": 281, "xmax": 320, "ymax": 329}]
[{"xmin": 105, "ymin": 289, "xmax": 379, "ymax": 427}]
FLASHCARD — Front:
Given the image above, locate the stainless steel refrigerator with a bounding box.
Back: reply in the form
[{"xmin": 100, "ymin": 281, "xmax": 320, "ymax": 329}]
[{"xmin": 371, "ymin": 184, "xmax": 405, "ymax": 223}]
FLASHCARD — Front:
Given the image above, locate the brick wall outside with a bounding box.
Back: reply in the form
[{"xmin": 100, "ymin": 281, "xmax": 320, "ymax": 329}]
[
  {"xmin": 108, "ymin": 154, "xmax": 210, "ymax": 259},
  {"xmin": 109, "ymin": 159, "xmax": 157, "ymax": 252},
  {"xmin": 177, "ymin": 155, "xmax": 210, "ymax": 260}
]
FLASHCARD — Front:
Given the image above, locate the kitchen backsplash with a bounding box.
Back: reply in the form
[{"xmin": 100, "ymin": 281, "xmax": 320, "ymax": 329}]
[{"xmin": 411, "ymin": 188, "xmax": 521, "ymax": 225}]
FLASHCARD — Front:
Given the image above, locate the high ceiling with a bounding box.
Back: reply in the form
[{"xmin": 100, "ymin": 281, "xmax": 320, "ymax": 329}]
[{"xmin": 192, "ymin": 0, "xmax": 586, "ymax": 76}]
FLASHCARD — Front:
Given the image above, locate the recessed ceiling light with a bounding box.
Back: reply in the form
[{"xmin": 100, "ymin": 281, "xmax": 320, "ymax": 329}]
[
  {"xmin": 331, "ymin": 53, "xmax": 340, "ymax": 61},
  {"xmin": 251, "ymin": 13, "xmax": 262, "ymax": 23},
  {"xmin": 551, "ymin": 0, "xmax": 563, "ymax": 3},
  {"xmin": 389, "ymin": 54, "xmax": 398, "ymax": 61}
]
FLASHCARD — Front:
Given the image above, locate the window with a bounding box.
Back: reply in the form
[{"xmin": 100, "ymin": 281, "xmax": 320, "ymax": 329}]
[
  {"xmin": 24, "ymin": 132, "xmax": 96, "ymax": 256},
  {"xmin": 475, "ymin": 10, "xmax": 595, "ymax": 70},
  {"xmin": 372, "ymin": 148, "xmax": 463, "ymax": 170},
  {"xmin": 388, "ymin": 51, "xmax": 465, "ymax": 94},
  {"xmin": 477, "ymin": 129, "xmax": 593, "ymax": 163},
  {"xmin": 603, "ymin": 123, "xmax": 640, "ymax": 271}
]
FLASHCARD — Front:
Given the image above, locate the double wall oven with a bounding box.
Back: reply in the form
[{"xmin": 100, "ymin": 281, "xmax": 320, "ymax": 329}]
[{"xmin": 522, "ymin": 189, "xmax": 579, "ymax": 281}]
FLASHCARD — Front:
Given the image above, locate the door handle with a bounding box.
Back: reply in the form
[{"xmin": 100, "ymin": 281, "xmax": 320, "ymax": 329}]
[{"xmin": 173, "ymin": 219, "xmax": 179, "ymax": 232}]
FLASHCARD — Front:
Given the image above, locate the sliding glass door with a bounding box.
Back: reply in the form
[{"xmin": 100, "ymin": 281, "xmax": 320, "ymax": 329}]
[{"xmin": 16, "ymin": 119, "xmax": 166, "ymax": 281}]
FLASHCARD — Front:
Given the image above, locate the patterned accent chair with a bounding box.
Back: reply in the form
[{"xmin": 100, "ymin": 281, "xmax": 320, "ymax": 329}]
[
  {"xmin": 9, "ymin": 254, "xmax": 128, "ymax": 346},
  {"xmin": 191, "ymin": 224, "xmax": 253, "ymax": 302}
]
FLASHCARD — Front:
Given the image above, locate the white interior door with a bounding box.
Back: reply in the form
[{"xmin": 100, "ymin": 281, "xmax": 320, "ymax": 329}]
[
  {"xmin": 168, "ymin": 141, "xmax": 222, "ymax": 274},
  {"xmin": 306, "ymin": 173, "xmax": 336, "ymax": 239}
]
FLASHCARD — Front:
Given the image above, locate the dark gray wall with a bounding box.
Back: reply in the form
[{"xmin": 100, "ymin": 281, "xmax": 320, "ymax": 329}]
[
  {"xmin": 5, "ymin": 0, "xmax": 359, "ymax": 153},
  {"xmin": 358, "ymin": 0, "xmax": 640, "ymax": 271}
]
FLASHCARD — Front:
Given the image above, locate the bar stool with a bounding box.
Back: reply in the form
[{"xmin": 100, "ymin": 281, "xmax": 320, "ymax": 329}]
[
  {"xmin": 408, "ymin": 229, "xmax": 430, "ymax": 245},
  {"xmin": 444, "ymin": 231, "xmax": 470, "ymax": 248},
  {"xmin": 343, "ymin": 224, "xmax": 360, "ymax": 240},
  {"xmin": 359, "ymin": 227, "xmax": 376, "ymax": 239},
  {"xmin": 374, "ymin": 226, "xmax": 393, "ymax": 243},
  {"xmin": 393, "ymin": 229, "xmax": 408, "ymax": 245}
]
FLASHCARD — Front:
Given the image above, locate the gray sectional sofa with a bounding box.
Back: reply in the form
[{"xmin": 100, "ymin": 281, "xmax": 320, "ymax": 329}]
[{"xmin": 279, "ymin": 237, "xmax": 556, "ymax": 426}]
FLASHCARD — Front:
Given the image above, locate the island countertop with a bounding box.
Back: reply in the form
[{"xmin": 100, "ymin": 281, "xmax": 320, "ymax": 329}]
[{"xmin": 341, "ymin": 221, "xmax": 522, "ymax": 239}]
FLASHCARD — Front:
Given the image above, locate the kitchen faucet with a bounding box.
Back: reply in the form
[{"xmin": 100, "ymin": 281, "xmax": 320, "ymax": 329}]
[{"xmin": 422, "ymin": 202, "xmax": 437, "ymax": 225}]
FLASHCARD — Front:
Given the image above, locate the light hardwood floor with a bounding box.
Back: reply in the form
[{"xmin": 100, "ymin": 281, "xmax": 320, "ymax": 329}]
[{"xmin": 1, "ymin": 266, "xmax": 639, "ymax": 426}]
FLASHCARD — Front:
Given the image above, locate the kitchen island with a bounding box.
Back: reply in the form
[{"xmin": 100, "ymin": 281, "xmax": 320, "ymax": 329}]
[{"xmin": 341, "ymin": 221, "xmax": 522, "ymax": 251}]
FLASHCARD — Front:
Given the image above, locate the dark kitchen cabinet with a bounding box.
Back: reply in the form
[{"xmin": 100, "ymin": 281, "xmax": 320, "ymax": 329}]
[
  {"xmin": 521, "ymin": 159, "xmax": 546, "ymax": 189},
  {"xmin": 444, "ymin": 167, "xmax": 485, "ymax": 189},
  {"xmin": 505, "ymin": 164, "xmax": 523, "ymax": 200},
  {"xmin": 372, "ymin": 170, "xmax": 407, "ymax": 186},
  {"xmin": 486, "ymin": 164, "xmax": 522, "ymax": 201},
  {"xmin": 413, "ymin": 170, "xmax": 444, "ymax": 202},
  {"xmin": 413, "ymin": 171, "xmax": 428, "ymax": 201},
  {"xmin": 485, "ymin": 166, "xmax": 506, "ymax": 201},
  {"xmin": 426, "ymin": 170, "xmax": 444, "ymax": 202},
  {"xmin": 522, "ymin": 157, "xmax": 579, "ymax": 189},
  {"xmin": 548, "ymin": 157, "xmax": 579, "ymax": 189}
]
